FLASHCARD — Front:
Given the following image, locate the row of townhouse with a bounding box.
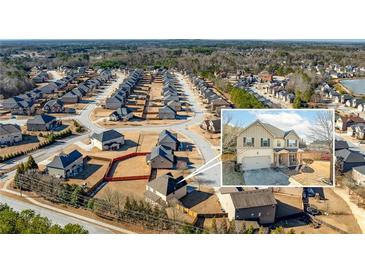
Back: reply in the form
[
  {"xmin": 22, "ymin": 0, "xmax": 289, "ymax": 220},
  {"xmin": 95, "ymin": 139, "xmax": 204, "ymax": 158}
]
[
  {"xmin": 61, "ymin": 69, "xmax": 112, "ymax": 104},
  {"xmin": 1, "ymin": 72, "xmax": 79, "ymax": 115},
  {"xmin": 323, "ymin": 84, "xmax": 365, "ymax": 112},
  {"xmin": 105, "ymin": 69, "xmax": 143, "ymax": 122},
  {"xmin": 190, "ymin": 75, "xmax": 231, "ymax": 117},
  {"xmin": 159, "ymin": 71, "xmax": 179, "ymax": 119}
]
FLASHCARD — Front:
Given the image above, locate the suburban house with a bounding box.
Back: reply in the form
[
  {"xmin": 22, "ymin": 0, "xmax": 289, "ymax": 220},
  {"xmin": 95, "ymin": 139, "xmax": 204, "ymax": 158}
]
[
  {"xmin": 144, "ymin": 172, "xmax": 187, "ymax": 206},
  {"xmin": 46, "ymin": 150, "xmax": 84, "ymax": 179},
  {"xmin": 336, "ymin": 115, "xmax": 365, "ymax": 131},
  {"xmin": 61, "ymin": 91, "xmax": 80, "ymax": 104},
  {"xmin": 91, "ymin": 129, "xmax": 125, "ymax": 151},
  {"xmin": 236, "ymin": 120, "xmax": 303, "ymax": 171},
  {"xmin": 26, "ymin": 114, "xmax": 58, "ymax": 131},
  {"xmin": 43, "ymin": 99, "xmax": 65, "ymax": 113},
  {"xmin": 347, "ymin": 123, "xmax": 365, "ymax": 139},
  {"xmin": 166, "ymin": 100, "xmax": 182, "ymax": 111},
  {"xmin": 105, "ymin": 95, "xmax": 125, "ymax": 109},
  {"xmin": 217, "ymin": 188, "xmax": 277, "ymax": 224},
  {"xmin": 210, "ymin": 98, "xmax": 229, "ymax": 112},
  {"xmin": 1, "ymin": 96, "xmax": 35, "ymax": 115},
  {"xmin": 335, "ymin": 148, "xmax": 365, "ymax": 172},
  {"xmin": 201, "ymin": 119, "xmax": 221, "ymax": 133},
  {"xmin": 0, "ymin": 124, "xmax": 22, "ymax": 146},
  {"xmin": 258, "ymin": 71, "xmax": 273, "ymax": 82},
  {"xmin": 158, "ymin": 105, "xmax": 176, "ymax": 119},
  {"xmin": 158, "ymin": 130, "xmax": 181, "ymax": 151},
  {"xmin": 109, "ymin": 107, "xmax": 133, "ymax": 121},
  {"xmin": 146, "ymin": 145, "xmax": 175, "ymax": 169},
  {"xmin": 352, "ymin": 166, "xmax": 365, "ymax": 186}
]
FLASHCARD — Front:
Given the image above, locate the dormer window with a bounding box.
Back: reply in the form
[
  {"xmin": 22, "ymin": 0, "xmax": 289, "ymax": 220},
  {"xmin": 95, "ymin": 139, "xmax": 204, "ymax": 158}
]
[{"xmin": 243, "ymin": 137, "xmax": 254, "ymax": 147}]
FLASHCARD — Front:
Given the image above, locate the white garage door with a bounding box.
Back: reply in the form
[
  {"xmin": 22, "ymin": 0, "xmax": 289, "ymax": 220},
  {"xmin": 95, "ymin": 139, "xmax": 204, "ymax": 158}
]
[{"xmin": 242, "ymin": 156, "xmax": 271, "ymax": 171}]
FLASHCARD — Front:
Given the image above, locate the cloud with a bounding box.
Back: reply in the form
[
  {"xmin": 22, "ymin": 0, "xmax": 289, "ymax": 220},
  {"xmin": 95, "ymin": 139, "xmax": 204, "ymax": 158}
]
[{"xmin": 253, "ymin": 111, "xmax": 312, "ymax": 141}]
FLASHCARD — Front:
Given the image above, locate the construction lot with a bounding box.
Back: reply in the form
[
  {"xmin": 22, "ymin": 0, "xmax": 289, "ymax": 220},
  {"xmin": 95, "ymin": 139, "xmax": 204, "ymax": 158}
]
[{"xmin": 39, "ymin": 129, "xmax": 203, "ymax": 201}]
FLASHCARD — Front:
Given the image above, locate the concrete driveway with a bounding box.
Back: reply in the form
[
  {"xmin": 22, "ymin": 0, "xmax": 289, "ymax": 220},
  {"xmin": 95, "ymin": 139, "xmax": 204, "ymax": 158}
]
[{"xmin": 243, "ymin": 168, "xmax": 290, "ymax": 186}]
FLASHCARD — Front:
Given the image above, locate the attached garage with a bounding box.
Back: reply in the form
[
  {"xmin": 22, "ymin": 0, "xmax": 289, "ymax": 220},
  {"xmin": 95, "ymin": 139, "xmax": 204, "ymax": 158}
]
[{"xmin": 242, "ymin": 156, "xmax": 271, "ymax": 171}]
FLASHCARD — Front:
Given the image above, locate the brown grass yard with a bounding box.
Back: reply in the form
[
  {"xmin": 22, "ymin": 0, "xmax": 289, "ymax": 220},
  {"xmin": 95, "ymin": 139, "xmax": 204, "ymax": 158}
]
[
  {"xmin": 109, "ymin": 155, "xmax": 150, "ymax": 178},
  {"xmin": 0, "ymin": 135, "xmax": 41, "ymax": 156},
  {"xmin": 289, "ymin": 160, "xmax": 331, "ymax": 186},
  {"xmin": 95, "ymin": 180, "xmax": 147, "ymax": 201}
]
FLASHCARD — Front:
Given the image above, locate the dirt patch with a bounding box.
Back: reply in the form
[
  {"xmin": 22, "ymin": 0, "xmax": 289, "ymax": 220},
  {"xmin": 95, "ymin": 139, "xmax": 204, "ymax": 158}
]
[
  {"xmin": 109, "ymin": 155, "xmax": 150, "ymax": 178},
  {"xmin": 95, "ymin": 180, "xmax": 147, "ymax": 201},
  {"xmin": 289, "ymin": 160, "xmax": 331, "ymax": 186},
  {"xmin": 189, "ymin": 124, "xmax": 221, "ymax": 147}
]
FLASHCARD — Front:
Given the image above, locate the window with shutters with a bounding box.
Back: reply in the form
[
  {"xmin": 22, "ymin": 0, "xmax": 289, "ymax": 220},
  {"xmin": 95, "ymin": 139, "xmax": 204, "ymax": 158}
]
[
  {"xmin": 261, "ymin": 138, "xmax": 270, "ymax": 147},
  {"xmin": 243, "ymin": 137, "xmax": 254, "ymax": 147}
]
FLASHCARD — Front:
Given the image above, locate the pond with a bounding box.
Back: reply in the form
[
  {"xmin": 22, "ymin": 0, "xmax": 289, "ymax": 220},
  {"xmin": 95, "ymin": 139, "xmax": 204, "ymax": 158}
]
[{"xmin": 341, "ymin": 79, "xmax": 365, "ymax": 95}]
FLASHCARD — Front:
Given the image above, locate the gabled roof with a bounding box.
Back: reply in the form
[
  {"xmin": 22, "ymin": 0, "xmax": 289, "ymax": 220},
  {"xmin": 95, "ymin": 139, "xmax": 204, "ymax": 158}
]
[
  {"xmin": 0, "ymin": 124, "xmax": 21, "ymax": 136},
  {"xmin": 230, "ymin": 189, "xmax": 277, "ymax": 209},
  {"xmin": 159, "ymin": 105, "xmax": 176, "ymax": 114},
  {"xmin": 158, "ymin": 130, "xmax": 179, "ymax": 144},
  {"xmin": 27, "ymin": 114, "xmax": 56, "ymax": 125},
  {"xmin": 44, "ymin": 99, "xmax": 64, "ymax": 108},
  {"xmin": 147, "ymin": 172, "xmax": 186, "ymax": 196},
  {"xmin": 47, "ymin": 150, "xmax": 83, "ymax": 169},
  {"xmin": 149, "ymin": 145, "xmax": 174, "ymax": 163},
  {"xmin": 335, "ymin": 149, "xmax": 365, "ymax": 163},
  {"xmin": 91, "ymin": 129, "xmax": 124, "ymax": 142}
]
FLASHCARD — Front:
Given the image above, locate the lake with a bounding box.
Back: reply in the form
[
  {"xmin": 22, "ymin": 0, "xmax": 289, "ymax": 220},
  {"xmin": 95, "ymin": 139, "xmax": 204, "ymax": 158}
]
[{"xmin": 341, "ymin": 79, "xmax": 365, "ymax": 95}]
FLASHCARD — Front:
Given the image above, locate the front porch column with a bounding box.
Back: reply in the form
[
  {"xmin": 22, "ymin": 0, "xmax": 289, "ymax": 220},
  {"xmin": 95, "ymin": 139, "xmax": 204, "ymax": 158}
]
[{"xmin": 287, "ymin": 153, "xmax": 290, "ymax": 166}]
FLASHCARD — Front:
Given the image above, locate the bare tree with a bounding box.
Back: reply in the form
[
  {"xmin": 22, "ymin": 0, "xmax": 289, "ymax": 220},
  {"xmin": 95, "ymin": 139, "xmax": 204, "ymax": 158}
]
[
  {"xmin": 222, "ymin": 112, "xmax": 246, "ymax": 153},
  {"xmin": 308, "ymin": 110, "xmax": 334, "ymax": 182}
]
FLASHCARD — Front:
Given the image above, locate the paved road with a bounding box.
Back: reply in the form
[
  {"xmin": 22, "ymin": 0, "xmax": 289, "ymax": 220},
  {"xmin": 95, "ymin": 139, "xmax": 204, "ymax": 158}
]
[
  {"xmin": 65, "ymin": 73, "xmax": 221, "ymax": 186},
  {"xmin": 0, "ymin": 193, "xmax": 112, "ymax": 234}
]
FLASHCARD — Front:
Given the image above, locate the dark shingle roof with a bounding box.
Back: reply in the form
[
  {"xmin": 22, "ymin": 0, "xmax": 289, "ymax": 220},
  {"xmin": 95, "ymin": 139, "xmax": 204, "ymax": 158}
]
[
  {"xmin": 158, "ymin": 130, "xmax": 179, "ymax": 145},
  {"xmin": 335, "ymin": 149, "xmax": 365, "ymax": 163},
  {"xmin": 91, "ymin": 130, "xmax": 123, "ymax": 142},
  {"xmin": 47, "ymin": 150, "xmax": 82, "ymax": 169},
  {"xmin": 335, "ymin": 140, "xmax": 349, "ymax": 150},
  {"xmin": 28, "ymin": 114, "xmax": 56, "ymax": 125},
  {"xmin": 229, "ymin": 189, "xmax": 277, "ymax": 209},
  {"xmin": 147, "ymin": 172, "xmax": 186, "ymax": 196},
  {"xmin": 0, "ymin": 124, "xmax": 21, "ymax": 136},
  {"xmin": 149, "ymin": 145, "xmax": 174, "ymax": 163}
]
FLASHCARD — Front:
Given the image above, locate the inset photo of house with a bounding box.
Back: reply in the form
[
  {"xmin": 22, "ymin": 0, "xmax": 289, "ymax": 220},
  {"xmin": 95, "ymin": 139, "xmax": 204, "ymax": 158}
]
[{"xmin": 222, "ymin": 109, "xmax": 335, "ymax": 187}]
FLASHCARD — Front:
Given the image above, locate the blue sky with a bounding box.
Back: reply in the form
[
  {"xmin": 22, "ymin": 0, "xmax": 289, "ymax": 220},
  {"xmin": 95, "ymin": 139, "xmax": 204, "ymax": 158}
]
[{"xmin": 223, "ymin": 109, "xmax": 333, "ymax": 142}]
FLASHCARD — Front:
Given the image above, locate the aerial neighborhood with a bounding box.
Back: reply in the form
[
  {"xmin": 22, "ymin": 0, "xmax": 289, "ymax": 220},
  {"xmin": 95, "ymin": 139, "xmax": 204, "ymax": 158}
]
[{"xmin": 1, "ymin": 40, "xmax": 365, "ymax": 234}]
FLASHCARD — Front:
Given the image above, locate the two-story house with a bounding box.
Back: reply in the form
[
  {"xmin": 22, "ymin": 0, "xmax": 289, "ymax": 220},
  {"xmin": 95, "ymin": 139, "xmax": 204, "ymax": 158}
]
[{"xmin": 236, "ymin": 120, "xmax": 303, "ymax": 171}]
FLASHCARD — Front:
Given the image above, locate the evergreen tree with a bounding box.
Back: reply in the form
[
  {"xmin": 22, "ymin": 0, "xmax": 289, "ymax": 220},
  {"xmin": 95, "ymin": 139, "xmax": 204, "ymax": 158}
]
[{"xmin": 25, "ymin": 155, "xmax": 38, "ymax": 170}]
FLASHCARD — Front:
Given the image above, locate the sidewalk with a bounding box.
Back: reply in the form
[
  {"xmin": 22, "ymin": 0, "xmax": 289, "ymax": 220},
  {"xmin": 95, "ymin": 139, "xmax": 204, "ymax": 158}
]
[{"xmin": 333, "ymin": 187, "xmax": 365, "ymax": 233}]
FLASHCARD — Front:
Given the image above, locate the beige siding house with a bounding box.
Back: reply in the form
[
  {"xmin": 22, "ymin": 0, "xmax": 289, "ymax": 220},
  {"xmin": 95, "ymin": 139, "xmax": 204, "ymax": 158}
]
[
  {"xmin": 237, "ymin": 120, "xmax": 303, "ymax": 171},
  {"xmin": 352, "ymin": 166, "xmax": 365, "ymax": 186}
]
